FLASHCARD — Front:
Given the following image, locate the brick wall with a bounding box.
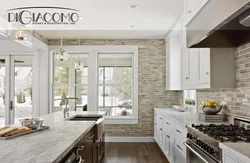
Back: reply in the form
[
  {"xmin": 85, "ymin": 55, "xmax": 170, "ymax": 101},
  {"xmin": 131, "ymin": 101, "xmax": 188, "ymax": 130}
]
[
  {"xmin": 48, "ymin": 39, "xmax": 180, "ymax": 136},
  {"xmin": 197, "ymin": 42, "xmax": 250, "ymax": 122}
]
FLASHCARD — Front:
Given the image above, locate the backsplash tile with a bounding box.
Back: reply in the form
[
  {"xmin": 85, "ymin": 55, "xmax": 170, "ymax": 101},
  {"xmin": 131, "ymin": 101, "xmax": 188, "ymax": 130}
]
[{"xmin": 198, "ymin": 42, "xmax": 250, "ymax": 122}]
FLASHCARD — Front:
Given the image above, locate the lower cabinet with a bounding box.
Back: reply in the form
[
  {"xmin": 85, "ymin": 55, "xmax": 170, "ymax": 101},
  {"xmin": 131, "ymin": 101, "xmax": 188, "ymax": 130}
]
[
  {"xmin": 223, "ymin": 151, "xmax": 247, "ymax": 163},
  {"xmin": 154, "ymin": 110, "xmax": 187, "ymax": 163},
  {"xmin": 94, "ymin": 132, "xmax": 105, "ymax": 163},
  {"xmin": 75, "ymin": 127, "xmax": 105, "ymax": 163}
]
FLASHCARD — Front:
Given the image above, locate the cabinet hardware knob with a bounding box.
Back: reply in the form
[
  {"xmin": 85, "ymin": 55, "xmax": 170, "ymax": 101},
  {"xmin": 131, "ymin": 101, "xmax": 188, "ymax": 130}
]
[
  {"xmin": 186, "ymin": 77, "xmax": 189, "ymax": 79},
  {"xmin": 160, "ymin": 128, "xmax": 163, "ymax": 131},
  {"xmin": 160, "ymin": 117, "xmax": 162, "ymax": 120},
  {"xmin": 167, "ymin": 135, "xmax": 170, "ymax": 138},
  {"xmin": 166, "ymin": 122, "xmax": 170, "ymax": 125},
  {"xmin": 206, "ymin": 72, "xmax": 209, "ymax": 75},
  {"xmin": 188, "ymin": 10, "xmax": 192, "ymax": 13}
]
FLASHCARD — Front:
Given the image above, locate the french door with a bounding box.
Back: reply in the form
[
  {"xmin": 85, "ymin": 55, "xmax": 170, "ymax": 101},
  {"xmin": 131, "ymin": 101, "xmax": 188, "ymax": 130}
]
[{"xmin": 0, "ymin": 55, "xmax": 34, "ymax": 127}]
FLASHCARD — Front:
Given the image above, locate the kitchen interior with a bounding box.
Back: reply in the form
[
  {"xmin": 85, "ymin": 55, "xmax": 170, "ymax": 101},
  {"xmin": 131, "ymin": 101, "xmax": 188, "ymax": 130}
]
[{"xmin": 0, "ymin": 0, "xmax": 250, "ymax": 163}]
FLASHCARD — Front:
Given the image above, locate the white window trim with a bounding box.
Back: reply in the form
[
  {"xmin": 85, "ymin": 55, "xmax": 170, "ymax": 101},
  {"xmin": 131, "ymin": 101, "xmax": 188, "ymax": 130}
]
[{"xmin": 49, "ymin": 45, "xmax": 138, "ymax": 124}]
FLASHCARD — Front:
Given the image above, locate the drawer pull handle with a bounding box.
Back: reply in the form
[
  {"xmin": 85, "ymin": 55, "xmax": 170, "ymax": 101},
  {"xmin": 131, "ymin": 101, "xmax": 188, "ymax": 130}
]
[
  {"xmin": 160, "ymin": 128, "xmax": 163, "ymax": 131},
  {"xmin": 155, "ymin": 123, "xmax": 157, "ymax": 125},
  {"xmin": 166, "ymin": 122, "xmax": 170, "ymax": 125},
  {"xmin": 78, "ymin": 156, "xmax": 85, "ymax": 163},
  {"xmin": 160, "ymin": 117, "xmax": 163, "ymax": 120},
  {"xmin": 78, "ymin": 146, "xmax": 85, "ymax": 151},
  {"xmin": 176, "ymin": 145, "xmax": 182, "ymax": 150},
  {"xmin": 87, "ymin": 134, "xmax": 95, "ymax": 140},
  {"xmin": 167, "ymin": 135, "xmax": 170, "ymax": 138},
  {"xmin": 176, "ymin": 129, "xmax": 181, "ymax": 133}
]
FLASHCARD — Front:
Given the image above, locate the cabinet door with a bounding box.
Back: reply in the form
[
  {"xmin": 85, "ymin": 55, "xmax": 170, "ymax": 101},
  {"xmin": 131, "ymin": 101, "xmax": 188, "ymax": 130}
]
[
  {"xmin": 164, "ymin": 131, "xmax": 170, "ymax": 157},
  {"xmin": 198, "ymin": 48, "xmax": 210, "ymax": 84},
  {"xmin": 154, "ymin": 113, "xmax": 159, "ymax": 142},
  {"xmin": 224, "ymin": 153, "xmax": 241, "ymax": 163},
  {"xmin": 189, "ymin": 48, "xmax": 199, "ymax": 86},
  {"xmin": 182, "ymin": 48, "xmax": 190, "ymax": 86},
  {"xmin": 174, "ymin": 145, "xmax": 186, "ymax": 163}
]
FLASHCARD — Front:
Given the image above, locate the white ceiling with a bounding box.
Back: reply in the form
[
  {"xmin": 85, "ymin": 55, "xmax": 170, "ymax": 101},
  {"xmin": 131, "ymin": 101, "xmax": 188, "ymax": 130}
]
[{"xmin": 1, "ymin": 0, "xmax": 184, "ymax": 39}]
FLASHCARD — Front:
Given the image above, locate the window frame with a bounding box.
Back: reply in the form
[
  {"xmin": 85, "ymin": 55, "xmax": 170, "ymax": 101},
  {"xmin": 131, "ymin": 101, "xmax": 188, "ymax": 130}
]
[{"xmin": 49, "ymin": 46, "xmax": 138, "ymax": 124}]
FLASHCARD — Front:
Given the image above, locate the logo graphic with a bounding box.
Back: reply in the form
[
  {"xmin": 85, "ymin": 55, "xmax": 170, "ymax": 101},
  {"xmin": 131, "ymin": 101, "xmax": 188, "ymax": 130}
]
[{"xmin": 7, "ymin": 7, "xmax": 80, "ymax": 25}]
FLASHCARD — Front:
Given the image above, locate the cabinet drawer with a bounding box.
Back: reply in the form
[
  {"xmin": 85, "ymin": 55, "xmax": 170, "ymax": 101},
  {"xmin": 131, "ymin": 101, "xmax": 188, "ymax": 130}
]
[{"xmin": 175, "ymin": 134, "xmax": 186, "ymax": 156}]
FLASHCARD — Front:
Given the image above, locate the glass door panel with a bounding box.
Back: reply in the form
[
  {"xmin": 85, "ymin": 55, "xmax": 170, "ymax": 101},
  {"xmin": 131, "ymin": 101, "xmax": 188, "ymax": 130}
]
[
  {"xmin": 13, "ymin": 57, "xmax": 33, "ymax": 124},
  {"xmin": 0, "ymin": 58, "xmax": 6, "ymax": 127}
]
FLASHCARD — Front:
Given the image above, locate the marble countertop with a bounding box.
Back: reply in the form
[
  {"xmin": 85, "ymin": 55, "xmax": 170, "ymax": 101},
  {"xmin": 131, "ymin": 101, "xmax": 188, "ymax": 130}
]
[
  {"xmin": 0, "ymin": 111, "xmax": 106, "ymax": 163},
  {"xmin": 154, "ymin": 108, "xmax": 228, "ymax": 128},
  {"xmin": 154, "ymin": 108, "xmax": 250, "ymax": 162}
]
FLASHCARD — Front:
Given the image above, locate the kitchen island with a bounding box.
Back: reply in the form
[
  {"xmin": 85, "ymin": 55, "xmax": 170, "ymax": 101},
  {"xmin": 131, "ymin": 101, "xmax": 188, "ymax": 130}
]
[{"xmin": 0, "ymin": 111, "xmax": 106, "ymax": 163}]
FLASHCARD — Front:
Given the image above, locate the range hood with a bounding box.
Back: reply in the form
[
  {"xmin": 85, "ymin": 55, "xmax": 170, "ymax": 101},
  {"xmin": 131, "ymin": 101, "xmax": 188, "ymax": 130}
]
[{"xmin": 187, "ymin": 0, "xmax": 250, "ymax": 48}]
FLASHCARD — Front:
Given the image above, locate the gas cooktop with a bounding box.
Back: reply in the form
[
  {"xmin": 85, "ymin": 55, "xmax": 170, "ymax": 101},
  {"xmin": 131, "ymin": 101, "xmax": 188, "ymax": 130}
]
[{"xmin": 191, "ymin": 124, "xmax": 250, "ymax": 142}]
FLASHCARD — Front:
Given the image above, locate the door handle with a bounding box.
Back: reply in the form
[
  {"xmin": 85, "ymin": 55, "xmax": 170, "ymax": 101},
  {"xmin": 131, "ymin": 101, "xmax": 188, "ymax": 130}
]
[
  {"xmin": 183, "ymin": 142, "xmax": 209, "ymax": 163},
  {"xmin": 10, "ymin": 101, "xmax": 13, "ymax": 110}
]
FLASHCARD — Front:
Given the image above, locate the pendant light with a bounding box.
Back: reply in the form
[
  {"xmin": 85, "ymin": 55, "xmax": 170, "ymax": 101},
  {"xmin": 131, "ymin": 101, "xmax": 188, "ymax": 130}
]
[
  {"xmin": 55, "ymin": 37, "xmax": 68, "ymax": 61},
  {"xmin": 74, "ymin": 38, "xmax": 84, "ymax": 71}
]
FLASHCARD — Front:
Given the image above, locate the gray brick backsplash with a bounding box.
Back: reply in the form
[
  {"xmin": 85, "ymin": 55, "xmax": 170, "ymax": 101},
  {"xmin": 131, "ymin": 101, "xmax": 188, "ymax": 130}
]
[{"xmin": 48, "ymin": 39, "xmax": 180, "ymax": 136}]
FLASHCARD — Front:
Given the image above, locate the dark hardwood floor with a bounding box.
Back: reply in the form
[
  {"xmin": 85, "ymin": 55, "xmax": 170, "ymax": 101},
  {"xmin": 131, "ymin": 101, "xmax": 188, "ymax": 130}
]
[{"xmin": 102, "ymin": 142, "xmax": 169, "ymax": 163}]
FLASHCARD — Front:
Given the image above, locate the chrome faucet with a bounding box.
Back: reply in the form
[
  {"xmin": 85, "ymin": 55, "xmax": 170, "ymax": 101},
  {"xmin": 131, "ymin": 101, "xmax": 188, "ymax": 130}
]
[{"xmin": 64, "ymin": 97, "xmax": 80, "ymax": 118}]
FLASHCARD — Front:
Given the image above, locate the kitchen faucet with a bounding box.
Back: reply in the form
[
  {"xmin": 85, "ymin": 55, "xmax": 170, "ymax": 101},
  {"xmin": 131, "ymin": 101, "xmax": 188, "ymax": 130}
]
[{"xmin": 64, "ymin": 97, "xmax": 80, "ymax": 118}]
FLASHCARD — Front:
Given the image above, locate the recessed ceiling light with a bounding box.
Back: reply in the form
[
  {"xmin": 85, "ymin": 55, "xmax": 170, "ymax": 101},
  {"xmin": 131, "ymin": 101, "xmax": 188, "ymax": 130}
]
[{"xmin": 130, "ymin": 4, "xmax": 138, "ymax": 9}]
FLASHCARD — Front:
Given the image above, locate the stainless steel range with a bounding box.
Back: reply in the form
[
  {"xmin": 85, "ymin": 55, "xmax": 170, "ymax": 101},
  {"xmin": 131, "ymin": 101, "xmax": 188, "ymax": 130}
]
[{"xmin": 184, "ymin": 118, "xmax": 250, "ymax": 163}]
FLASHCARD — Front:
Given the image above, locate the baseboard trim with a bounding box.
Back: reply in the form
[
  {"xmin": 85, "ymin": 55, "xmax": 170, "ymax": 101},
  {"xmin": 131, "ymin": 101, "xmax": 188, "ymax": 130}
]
[{"xmin": 105, "ymin": 136, "xmax": 155, "ymax": 142}]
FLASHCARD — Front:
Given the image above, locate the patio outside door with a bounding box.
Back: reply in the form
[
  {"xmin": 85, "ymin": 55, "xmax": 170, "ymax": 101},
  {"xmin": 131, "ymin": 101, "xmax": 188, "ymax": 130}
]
[{"xmin": 0, "ymin": 55, "xmax": 34, "ymax": 126}]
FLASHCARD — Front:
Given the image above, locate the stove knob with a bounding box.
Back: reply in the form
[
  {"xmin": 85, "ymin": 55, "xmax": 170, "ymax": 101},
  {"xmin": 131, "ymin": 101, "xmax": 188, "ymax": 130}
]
[
  {"xmin": 209, "ymin": 148, "xmax": 215, "ymax": 154},
  {"xmin": 196, "ymin": 140, "xmax": 200, "ymax": 144},
  {"xmin": 203, "ymin": 144, "xmax": 207, "ymax": 149},
  {"xmin": 187, "ymin": 133, "xmax": 190, "ymax": 138},
  {"xmin": 207, "ymin": 146, "xmax": 211, "ymax": 152},
  {"xmin": 191, "ymin": 124, "xmax": 195, "ymax": 127},
  {"xmin": 190, "ymin": 134, "xmax": 193, "ymax": 139}
]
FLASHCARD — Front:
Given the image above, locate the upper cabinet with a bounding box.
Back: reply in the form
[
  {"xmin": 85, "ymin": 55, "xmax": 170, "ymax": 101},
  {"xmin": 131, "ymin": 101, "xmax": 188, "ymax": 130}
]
[
  {"xmin": 181, "ymin": 28, "xmax": 236, "ymax": 90},
  {"xmin": 166, "ymin": 5, "xmax": 236, "ymax": 90},
  {"xmin": 166, "ymin": 27, "xmax": 182, "ymax": 90}
]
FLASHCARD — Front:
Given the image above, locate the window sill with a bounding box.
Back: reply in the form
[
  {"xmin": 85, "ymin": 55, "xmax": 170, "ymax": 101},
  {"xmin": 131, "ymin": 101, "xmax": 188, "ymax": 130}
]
[{"xmin": 104, "ymin": 116, "xmax": 138, "ymax": 124}]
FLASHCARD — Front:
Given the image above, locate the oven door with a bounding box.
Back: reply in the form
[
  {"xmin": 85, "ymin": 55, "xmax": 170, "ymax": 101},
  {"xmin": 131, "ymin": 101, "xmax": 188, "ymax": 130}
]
[{"xmin": 184, "ymin": 141, "xmax": 219, "ymax": 163}]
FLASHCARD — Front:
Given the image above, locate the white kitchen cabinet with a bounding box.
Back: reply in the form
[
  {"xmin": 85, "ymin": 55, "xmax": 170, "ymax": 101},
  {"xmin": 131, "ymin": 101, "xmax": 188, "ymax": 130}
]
[
  {"xmin": 174, "ymin": 145, "xmax": 186, "ymax": 163},
  {"xmin": 181, "ymin": 27, "xmax": 236, "ymax": 90},
  {"xmin": 166, "ymin": 27, "xmax": 182, "ymax": 90},
  {"xmin": 198, "ymin": 48, "xmax": 210, "ymax": 84},
  {"xmin": 154, "ymin": 110, "xmax": 187, "ymax": 163},
  {"xmin": 224, "ymin": 154, "xmax": 240, "ymax": 163},
  {"xmin": 164, "ymin": 118, "xmax": 174, "ymax": 162},
  {"xmin": 154, "ymin": 113, "xmax": 159, "ymax": 142}
]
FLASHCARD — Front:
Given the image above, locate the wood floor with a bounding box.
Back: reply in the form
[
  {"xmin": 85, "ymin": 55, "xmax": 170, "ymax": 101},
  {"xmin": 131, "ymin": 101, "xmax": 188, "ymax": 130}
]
[{"xmin": 102, "ymin": 143, "xmax": 169, "ymax": 163}]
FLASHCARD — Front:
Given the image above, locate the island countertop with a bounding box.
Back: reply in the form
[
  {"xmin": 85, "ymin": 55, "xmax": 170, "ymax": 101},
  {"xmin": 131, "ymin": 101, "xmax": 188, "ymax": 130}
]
[{"xmin": 0, "ymin": 111, "xmax": 106, "ymax": 163}]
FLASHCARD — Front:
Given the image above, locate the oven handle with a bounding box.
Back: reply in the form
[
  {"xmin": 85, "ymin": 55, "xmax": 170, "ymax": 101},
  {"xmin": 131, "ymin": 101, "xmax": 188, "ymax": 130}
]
[{"xmin": 183, "ymin": 142, "xmax": 209, "ymax": 163}]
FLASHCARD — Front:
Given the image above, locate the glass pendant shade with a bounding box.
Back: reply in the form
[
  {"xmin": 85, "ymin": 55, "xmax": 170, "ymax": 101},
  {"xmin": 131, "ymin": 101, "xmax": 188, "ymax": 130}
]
[
  {"xmin": 75, "ymin": 61, "xmax": 84, "ymax": 71},
  {"xmin": 55, "ymin": 48, "xmax": 68, "ymax": 61}
]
